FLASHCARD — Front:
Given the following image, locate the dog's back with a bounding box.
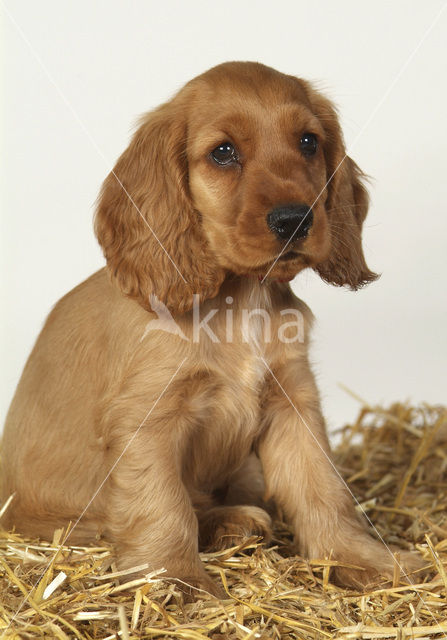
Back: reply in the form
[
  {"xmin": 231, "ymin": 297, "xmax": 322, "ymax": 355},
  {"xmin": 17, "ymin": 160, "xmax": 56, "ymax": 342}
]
[{"xmin": 1, "ymin": 269, "xmax": 137, "ymax": 540}]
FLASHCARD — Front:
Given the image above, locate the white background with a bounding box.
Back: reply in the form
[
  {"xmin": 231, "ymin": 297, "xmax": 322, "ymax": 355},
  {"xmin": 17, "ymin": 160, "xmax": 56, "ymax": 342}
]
[{"xmin": 1, "ymin": 1, "xmax": 446, "ymax": 435}]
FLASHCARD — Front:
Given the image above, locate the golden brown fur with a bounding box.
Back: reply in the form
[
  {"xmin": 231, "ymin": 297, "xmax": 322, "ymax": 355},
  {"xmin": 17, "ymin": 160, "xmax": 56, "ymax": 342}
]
[{"xmin": 1, "ymin": 62, "xmax": 419, "ymax": 597}]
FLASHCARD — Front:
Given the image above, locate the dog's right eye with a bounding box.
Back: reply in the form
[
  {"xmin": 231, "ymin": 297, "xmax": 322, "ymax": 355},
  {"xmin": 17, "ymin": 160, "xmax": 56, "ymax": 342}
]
[{"xmin": 211, "ymin": 143, "xmax": 238, "ymax": 165}]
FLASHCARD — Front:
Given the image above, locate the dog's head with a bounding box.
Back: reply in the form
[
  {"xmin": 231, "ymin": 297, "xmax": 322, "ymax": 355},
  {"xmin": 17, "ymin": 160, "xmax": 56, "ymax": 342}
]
[{"xmin": 95, "ymin": 61, "xmax": 377, "ymax": 314}]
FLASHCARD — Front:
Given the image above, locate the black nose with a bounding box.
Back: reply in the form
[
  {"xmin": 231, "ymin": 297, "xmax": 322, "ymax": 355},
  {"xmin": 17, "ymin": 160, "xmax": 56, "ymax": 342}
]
[{"xmin": 267, "ymin": 204, "xmax": 313, "ymax": 241}]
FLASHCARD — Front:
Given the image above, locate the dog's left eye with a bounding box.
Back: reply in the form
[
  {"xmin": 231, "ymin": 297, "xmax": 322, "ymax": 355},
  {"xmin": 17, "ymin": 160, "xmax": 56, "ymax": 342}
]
[
  {"xmin": 211, "ymin": 142, "xmax": 238, "ymax": 165},
  {"xmin": 300, "ymin": 133, "xmax": 318, "ymax": 157}
]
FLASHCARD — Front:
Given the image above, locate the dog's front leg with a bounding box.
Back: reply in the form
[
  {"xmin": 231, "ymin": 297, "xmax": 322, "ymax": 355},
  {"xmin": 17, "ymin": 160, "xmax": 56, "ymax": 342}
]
[
  {"xmin": 258, "ymin": 357, "xmax": 420, "ymax": 588},
  {"xmin": 102, "ymin": 425, "xmax": 220, "ymax": 598}
]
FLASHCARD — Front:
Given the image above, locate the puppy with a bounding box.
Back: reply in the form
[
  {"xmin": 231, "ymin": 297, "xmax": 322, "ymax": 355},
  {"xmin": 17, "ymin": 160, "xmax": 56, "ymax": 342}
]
[{"xmin": 1, "ymin": 62, "xmax": 419, "ymax": 597}]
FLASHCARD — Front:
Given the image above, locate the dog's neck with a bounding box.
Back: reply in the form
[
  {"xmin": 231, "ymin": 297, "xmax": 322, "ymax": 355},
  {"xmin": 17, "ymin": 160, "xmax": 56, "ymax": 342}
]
[{"xmin": 219, "ymin": 273, "xmax": 293, "ymax": 311}]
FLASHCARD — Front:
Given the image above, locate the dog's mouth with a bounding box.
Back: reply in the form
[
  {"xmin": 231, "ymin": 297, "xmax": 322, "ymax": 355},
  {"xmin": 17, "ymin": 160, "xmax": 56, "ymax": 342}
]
[
  {"xmin": 251, "ymin": 249, "xmax": 305, "ymax": 273},
  {"xmin": 278, "ymin": 250, "xmax": 299, "ymax": 262}
]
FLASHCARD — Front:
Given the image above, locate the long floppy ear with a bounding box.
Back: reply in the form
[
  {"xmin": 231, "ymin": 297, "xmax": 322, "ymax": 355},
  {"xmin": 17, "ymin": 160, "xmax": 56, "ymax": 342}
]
[
  {"xmin": 94, "ymin": 98, "xmax": 225, "ymax": 314},
  {"xmin": 302, "ymin": 84, "xmax": 379, "ymax": 289}
]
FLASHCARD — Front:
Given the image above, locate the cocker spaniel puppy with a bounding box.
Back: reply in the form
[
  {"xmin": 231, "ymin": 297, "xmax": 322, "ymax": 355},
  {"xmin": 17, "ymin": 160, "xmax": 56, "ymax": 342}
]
[{"xmin": 1, "ymin": 62, "xmax": 420, "ymax": 597}]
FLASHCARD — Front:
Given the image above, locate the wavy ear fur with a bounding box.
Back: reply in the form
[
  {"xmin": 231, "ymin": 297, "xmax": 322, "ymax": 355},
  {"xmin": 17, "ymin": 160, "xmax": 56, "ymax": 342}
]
[
  {"xmin": 302, "ymin": 83, "xmax": 379, "ymax": 289},
  {"xmin": 95, "ymin": 97, "xmax": 225, "ymax": 314}
]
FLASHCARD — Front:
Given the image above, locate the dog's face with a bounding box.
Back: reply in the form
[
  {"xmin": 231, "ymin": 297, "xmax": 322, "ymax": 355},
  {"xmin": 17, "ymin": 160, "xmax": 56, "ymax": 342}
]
[
  {"xmin": 187, "ymin": 65, "xmax": 331, "ymax": 281},
  {"xmin": 95, "ymin": 62, "xmax": 377, "ymax": 313}
]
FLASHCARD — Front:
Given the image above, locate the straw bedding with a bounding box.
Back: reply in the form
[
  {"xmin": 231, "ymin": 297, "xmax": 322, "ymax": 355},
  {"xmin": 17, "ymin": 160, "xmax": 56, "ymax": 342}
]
[{"xmin": 1, "ymin": 402, "xmax": 446, "ymax": 639}]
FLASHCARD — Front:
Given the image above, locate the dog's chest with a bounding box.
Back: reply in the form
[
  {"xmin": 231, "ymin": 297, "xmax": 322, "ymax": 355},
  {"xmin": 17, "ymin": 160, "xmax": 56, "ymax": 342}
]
[
  {"xmin": 186, "ymin": 342, "xmax": 270, "ymax": 485},
  {"xmin": 183, "ymin": 359, "xmax": 265, "ymax": 487},
  {"xmin": 179, "ymin": 281, "xmax": 284, "ymax": 485}
]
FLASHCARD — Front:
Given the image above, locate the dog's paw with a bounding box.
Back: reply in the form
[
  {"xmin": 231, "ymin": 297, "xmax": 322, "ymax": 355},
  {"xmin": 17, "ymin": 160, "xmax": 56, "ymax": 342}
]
[
  {"xmin": 331, "ymin": 544, "xmax": 426, "ymax": 590},
  {"xmin": 172, "ymin": 573, "xmax": 225, "ymax": 601},
  {"xmin": 199, "ymin": 505, "xmax": 272, "ymax": 551},
  {"xmin": 114, "ymin": 551, "xmax": 223, "ymax": 599}
]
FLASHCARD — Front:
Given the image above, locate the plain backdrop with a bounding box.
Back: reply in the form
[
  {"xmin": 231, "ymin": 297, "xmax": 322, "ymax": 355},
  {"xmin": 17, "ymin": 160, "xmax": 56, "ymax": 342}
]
[{"xmin": 1, "ymin": 1, "xmax": 446, "ymax": 435}]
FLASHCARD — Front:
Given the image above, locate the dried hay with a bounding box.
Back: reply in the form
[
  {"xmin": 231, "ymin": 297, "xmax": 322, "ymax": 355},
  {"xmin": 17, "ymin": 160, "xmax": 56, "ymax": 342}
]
[{"xmin": 1, "ymin": 402, "xmax": 446, "ymax": 639}]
